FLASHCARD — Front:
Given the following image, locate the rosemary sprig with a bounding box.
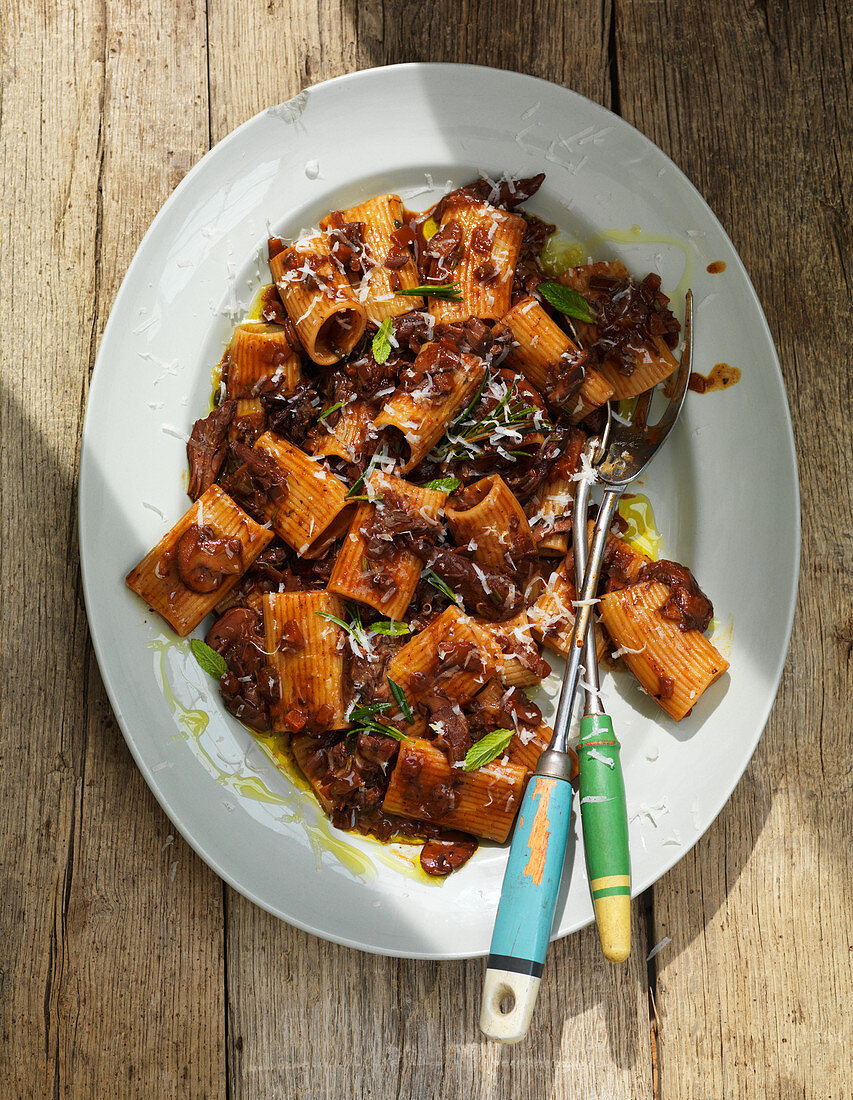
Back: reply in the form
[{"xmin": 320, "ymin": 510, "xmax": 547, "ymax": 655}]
[
  {"xmin": 318, "ymin": 400, "xmax": 344, "ymax": 422},
  {"xmin": 395, "ymin": 281, "xmax": 463, "ymax": 301},
  {"xmin": 426, "ymin": 570, "xmax": 462, "ymax": 605}
]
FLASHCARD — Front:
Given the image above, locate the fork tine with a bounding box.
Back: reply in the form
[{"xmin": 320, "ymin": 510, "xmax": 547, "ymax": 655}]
[{"xmin": 632, "ymin": 388, "xmax": 654, "ymax": 430}]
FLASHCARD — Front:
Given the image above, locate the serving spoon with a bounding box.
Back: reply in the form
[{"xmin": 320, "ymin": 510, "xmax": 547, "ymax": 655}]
[{"xmin": 479, "ymin": 291, "xmax": 693, "ymax": 1043}]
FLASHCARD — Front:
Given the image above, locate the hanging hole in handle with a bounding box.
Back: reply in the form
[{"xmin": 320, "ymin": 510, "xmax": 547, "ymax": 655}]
[{"xmin": 499, "ymin": 988, "xmax": 516, "ymax": 1015}]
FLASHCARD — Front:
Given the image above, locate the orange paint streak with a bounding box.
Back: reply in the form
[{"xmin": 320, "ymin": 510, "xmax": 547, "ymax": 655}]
[{"xmin": 522, "ymin": 783, "xmax": 553, "ymax": 885}]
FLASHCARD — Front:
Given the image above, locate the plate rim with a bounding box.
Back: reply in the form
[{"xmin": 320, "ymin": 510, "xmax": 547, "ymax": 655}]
[{"xmin": 79, "ymin": 61, "xmax": 801, "ymax": 958}]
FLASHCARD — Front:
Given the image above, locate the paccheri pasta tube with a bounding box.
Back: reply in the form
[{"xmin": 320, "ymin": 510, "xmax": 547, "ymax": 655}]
[
  {"xmin": 445, "ymin": 474, "xmax": 540, "ymax": 590},
  {"xmin": 126, "ymin": 485, "xmax": 273, "ymax": 636},
  {"xmin": 270, "ymin": 233, "xmax": 367, "ymax": 365},
  {"xmin": 382, "ymin": 736, "xmax": 528, "ymax": 843},
  {"xmin": 385, "ymin": 607, "xmax": 498, "ymax": 736}
]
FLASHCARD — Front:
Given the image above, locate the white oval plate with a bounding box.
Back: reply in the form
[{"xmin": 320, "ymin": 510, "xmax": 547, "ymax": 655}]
[{"xmin": 79, "ymin": 63, "xmax": 799, "ymax": 958}]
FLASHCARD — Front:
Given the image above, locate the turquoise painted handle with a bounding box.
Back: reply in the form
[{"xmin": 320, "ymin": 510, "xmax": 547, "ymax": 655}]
[
  {"xmin": 578, "ymin": 714, "xmax": 631, "ymax": 961},
  {"xmin": 480, "ymin": 772, "xmax": 574, "ymax": 1042}
]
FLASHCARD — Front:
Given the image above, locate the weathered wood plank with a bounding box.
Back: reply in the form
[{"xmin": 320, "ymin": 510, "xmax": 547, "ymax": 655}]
[
  {"xmin": 226, "ymin": 893, "xmax": 653, "ymax": 1100},
  {"xmin": 208, "ymin": 3, "xmax": 653, "ymax": 1097},
  {"xmin": 0, "ymin": 1, "xmax": 225, "ymax": 1095},
  {"xmin": 617, "ymin": 1, "xmax": 853, "ymax": 1096}
]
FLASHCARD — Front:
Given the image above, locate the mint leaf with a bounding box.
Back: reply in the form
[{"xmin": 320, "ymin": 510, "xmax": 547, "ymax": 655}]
[
  {"xmin": 372, "ymin": 318, "xmax": 394, "ymax": 364},
  {"xmin": 463, "ymin": 728, "xmax": 514, "ymax": 771},
  {"xmin": 538, "ymin": 281, "xmax": 597, "ymax": 324},
  {"xmin": 387, "ymin": 677, "xmax": 414, "ymax": 724},
  {"xmin": 421, "ymin": 476, "xmax": 461, "ymax": 493},
  {"xmin": 191, "ymin": 639, "xmax": 227, "ymax": 680},
  {"xmin": 369, "ymin": 621, "xmax": 411, "ymax": 637}
]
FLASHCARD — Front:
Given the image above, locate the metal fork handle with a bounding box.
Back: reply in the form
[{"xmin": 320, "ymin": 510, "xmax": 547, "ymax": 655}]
[
  {"xmin": 543, "ymin": 486, "xmax": 622, "ymax": 761},
  {"xmin": 572, "ymin": 470, "xmax": 603, "ymax": 714}
]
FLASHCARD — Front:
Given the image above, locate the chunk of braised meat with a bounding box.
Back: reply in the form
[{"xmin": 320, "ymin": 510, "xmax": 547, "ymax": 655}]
[
  {"xmin": 638, "ymin": 560, "xmax": 714, "ymax": 633},
  {"xmin": 206, "ymin": 606, "xmax": 275, "ymax": 730},
  {"xmin": 418, "ymin": 218, "xmax": 463, "ymax": 284},
  {"xmin": 348, "ymin": 635, "xmax": 396, "ymax": 701},
  {"xmin": 357, "ymin": 731, "xmax": 400, "ymax": 767},
  {"xmin": 341, "ymin": 341, "xmax": 403, "ymax": 400},
  {"xmin": 397, "ymin": 748, "xmax": 460, "ymax": 819},
  {"xmin": 222, "ymin": 441, "xmax": 288, "ymax": 518},
  {"xmin": 360, "ymin": 488, "xmax": 442, "ymax": 560},
  {"xmin": 397, "ymin": 340, "xmax": 461, "ymax": 404},
  {"xmin": 406, "ymin": 538, "xmax": 524, "ymax": 622},
  {"xmin": 386, "ymin": 224, "xmax": 416, "ymax": 271},
  {"xmin": 325, "ymin": 214, "xmax": 370, "ymax": 276},
  {"xmin": 438, "ymin": 173, "xmax": 545, "ymax": 216},
  {"xmin": 187, "ymin": 400, "xmax": 236, "ymax": 500},
  {"xmin": 260, "ymin": 377, "xmax": 322, "ymax": 445},
  {"xmin": 587, "ymin": 272, "xmax": 681, "ymax": 374},
  {"xmin": 519, "ymin": 211, "xmax": 556, "ymax": 257},
  {"xmin": 550, "ymin": 346, "xmax": 590, "ymax": 405},
  {"xmin": 468, "ymin": 684, "xmax": 542, "ymax": 737},
  {"xmin": 230, "ymin": 404, "xmax": 267, "ymax": 446},
  {"xmin": 420, "ymin": 832, "xmax": 478, "ymax": 877},
  {"xmin": 393, "ymin": 311, "xmax": 435, "ymax": 355},
  {"xmin": 175, "ymin": 525, "xmax": 243, "ymax": 593},
  {"xmin": 254, "ymin": 283, "xmax": 288, "ymax": 328},
  {"xmin": 435, "ymin": 318, "xmax": 509, "ymax": 360},
  {"xmin": 424, "ymin": 699, "xmax": 471, "ymax": 765}
]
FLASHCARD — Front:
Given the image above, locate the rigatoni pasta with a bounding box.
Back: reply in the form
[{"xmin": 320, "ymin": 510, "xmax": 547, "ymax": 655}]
[
  {"xmin": 320, "ymin": 194, "xmax": 423, "ymax": 322},
  {"xmin": 264, "ymin": 591, "xmax": 349, "ymax": 731},
  {"xmin": 126, "ymin": 170, "xmax": 726, "ymax": 877},
  {"xmin": 599, "ymin": 581, "xmax": 729, "ymax": 720},
  {"xmin": 270, "ymin": 233, "xmax": 366, "ymax": 365},
  {"xmin": 429, "ymin": 199, "xmax": 525, "ymax": 324},
  {"xmin": 225, "ymin": 321, "xmax": 301, "ymax": 399},
  {"xmin": 125, "ymin": 485, "xmax": 273, "ymax": 636},
  {"xmin": 251, "ymin": 431, "xmax": 355, "ymax": 557}
]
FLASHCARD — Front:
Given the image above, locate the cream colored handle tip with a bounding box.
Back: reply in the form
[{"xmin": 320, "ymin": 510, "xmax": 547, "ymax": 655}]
[
  {"xmin": 594, "ymin": 894, "xmax": 632, "ymax": 963},
  {"xmin": 479, "ymin": 968, "xmax": 541, "ymax": 1043}
]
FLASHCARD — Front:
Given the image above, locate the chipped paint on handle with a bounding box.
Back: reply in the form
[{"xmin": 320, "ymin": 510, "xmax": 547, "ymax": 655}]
[{"xmin": 481, "ymin": 773, "xmax": 575, "ymax": 1040}]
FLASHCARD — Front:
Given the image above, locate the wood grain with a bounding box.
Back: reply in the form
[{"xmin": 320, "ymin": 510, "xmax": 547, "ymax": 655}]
[
  {"xmin": 0, "ymin": 1, "xmax": 224, "ymax": 1095},
  {"xmin": 618, "ymin": 0, "xmax": 853, "ymax": 1097},
  {"xmin": 1, "ymin": 0, "xmax": 850, "ymax": 1096}
]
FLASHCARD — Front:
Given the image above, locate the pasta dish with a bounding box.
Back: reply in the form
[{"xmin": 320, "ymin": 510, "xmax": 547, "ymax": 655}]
[{"xmin": 126, "ymin": 174, "xmax": 729, "ymax": 877}]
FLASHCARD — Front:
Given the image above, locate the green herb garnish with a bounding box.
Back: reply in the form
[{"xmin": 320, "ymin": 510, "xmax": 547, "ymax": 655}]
[
  {"xmin": 421, "ymin": 476, "xmax": 461, "ymax": 493},
  {"xmin": 388, "ymin": 677, "xmax": 414, "ymax": 724},
  {"xmin": 369, "ymin": 621, "xmax": 411, "ymax": 637},
  {"xmin": 372, "ymin": 317, "xmax": 394, "ymax": 364},
  {"xmin": 537, "ymin": 281, "xmax": 597, "ymax": 324},
  {"xmin": 463, "ymin": 728, "xmax": 514, "ymax": 771},
  {"xmin": 318, "ymin": 400, "xmax": 344, "ymax": 421},
  {"xmin": 346, "ymin": 459, "xmax": 375, "ymax": 499},
  {"xmin": 191, "ymin": 639, "xmax": 227, "ymax": 680},
  {"xmin": 314, "ymin": 610, "xmax": 354, "ymax": 635},
  {"xmin": 395, "ymin": 281, "xmax": 463, "ymax": 301},
  {"xmin": 426, "ymin": 570, "xmax": 461, "ymax": 605}
]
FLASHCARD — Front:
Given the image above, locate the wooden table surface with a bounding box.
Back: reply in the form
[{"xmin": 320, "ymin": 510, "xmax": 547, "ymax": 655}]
[{"xmin": 2, "ymin": 1, "xmax": 851, "ymax": 1096}]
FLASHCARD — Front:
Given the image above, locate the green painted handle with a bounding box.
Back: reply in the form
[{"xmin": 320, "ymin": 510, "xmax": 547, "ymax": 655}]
[{"xmin": 578, "ymin": 714, "xmax": 631, "ymax": 962}]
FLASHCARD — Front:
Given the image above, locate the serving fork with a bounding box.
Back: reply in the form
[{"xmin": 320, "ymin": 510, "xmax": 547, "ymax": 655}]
[{"xmin": 480, "ymin": 291, "xmax": 693, "ymax": 1043}]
